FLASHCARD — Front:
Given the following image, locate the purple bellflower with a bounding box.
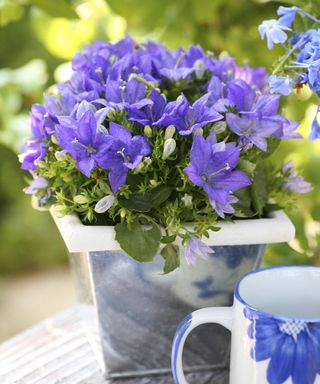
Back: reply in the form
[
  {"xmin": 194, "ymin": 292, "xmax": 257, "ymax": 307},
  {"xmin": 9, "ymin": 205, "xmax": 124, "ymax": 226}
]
[
  {"xmin": 104, "ymin": 78, "xmax": 151, "ymax": 111},
  {"xmin": 184, "ymin": 134, "xmax": 251, "ymax": 214},
  {"xmin": 210, "ymin": 195, "xmax": 239, "ymax": 219},
  {"xmin": 226, "ymin": 90, "xmax": 293, "ymax": 151},
  {"xmin": 282, "ymin": 161, "xmax": 312, "ymax": 194},
  {"xmin": 226, "ymin": 113, "xmax": 280, "ymax": 151},
  {"xmin": 108, "ymin": 51, "xmax": 156, "ymax": 82},
  {"xmin": 155, "ymin": 93, "xmax": 223, "ymax": 135},
  {"xmin": 183, "ymin": 236, "xmax": 214, "ymax": 266},
  {"xmin": 19, "ymin": 104, "xmax": 54, "ymax": 171},
  {"xmin": 127, "ymin": 89, "xmax": 167, "ymax": 126},
  {"xmin": 273, "ymin": 119, "xmax": 301, "ymax": 140},
  {"xmin": 24, "ymin": 177, "xmax": 48, "ymax": 195},
  {"xmin": 56, "ymin": 109, "xmax": 111, "ymax": 177},
  {"xmin": 59, "ymin": 72, "xmax": 101, "ymax": 105},
  {"xmin": 206, "ymin": 76, "xmax": 230, "ymax": 112},
  {"xmin": 159, "ymin": 45, "xmax": 205, "ymax": 81},
  {"xmin": 232, "ymin": 63, "xmax": 267, "ymax": 91},
  {"xmin": 226, "ymin": 79, "xmax": 256, "ymax": 112},
  {"xmin": 96, "ymin": 123, "xmax": 151, "ymax": 193}
]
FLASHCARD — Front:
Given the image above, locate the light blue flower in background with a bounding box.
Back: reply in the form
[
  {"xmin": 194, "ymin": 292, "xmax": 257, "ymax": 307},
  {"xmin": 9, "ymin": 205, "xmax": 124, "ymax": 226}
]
[
  {"xmin": 258, "ymin": 19, "xmax": 291, "ymax": 50},
  {"xmin": 269, "ymin": 75, "xmax": 293, "ymax": 96},
  {"xmin": 310, "ymin": 107, "xmax": 320, "ymax": 140},
  {"xmin": 277, "ymin": 6, "xmax": 299, "ymax": 28}
]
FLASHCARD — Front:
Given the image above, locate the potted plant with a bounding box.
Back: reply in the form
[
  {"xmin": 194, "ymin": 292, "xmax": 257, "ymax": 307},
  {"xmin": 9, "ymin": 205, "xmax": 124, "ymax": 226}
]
[{"xmin": 19, "ymin": 37, "xmax": 309, "ymax": 380}]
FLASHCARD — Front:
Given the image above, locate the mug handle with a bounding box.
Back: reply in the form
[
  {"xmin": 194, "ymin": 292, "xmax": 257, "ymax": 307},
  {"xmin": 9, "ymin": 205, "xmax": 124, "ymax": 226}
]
[{"xmin": 171, "ymin": 307, "xmax": 233, "ymax": 384}]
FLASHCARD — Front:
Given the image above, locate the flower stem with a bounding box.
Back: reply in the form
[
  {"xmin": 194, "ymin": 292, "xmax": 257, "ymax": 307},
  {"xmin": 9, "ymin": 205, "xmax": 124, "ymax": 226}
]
[
  {"xmin": 129, "ymin": 73, "xmax": 156, "ymax": 89},
  {"xmin": 272, "ymin": 39, "xmax": 305, "ymax": 75},
  {"xmin": 301, "ymin": 10, "xmax": 320, "ymax": 24}
]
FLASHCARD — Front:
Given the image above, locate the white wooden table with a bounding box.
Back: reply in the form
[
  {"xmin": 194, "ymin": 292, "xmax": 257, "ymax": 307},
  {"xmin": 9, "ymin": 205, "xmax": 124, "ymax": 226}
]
[{"xmin": 0, "ymin": 305, "xmax": 229, "ymax": 383}]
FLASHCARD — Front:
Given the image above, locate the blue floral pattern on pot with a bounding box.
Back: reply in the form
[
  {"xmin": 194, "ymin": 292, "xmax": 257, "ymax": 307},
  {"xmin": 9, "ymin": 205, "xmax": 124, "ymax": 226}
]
[{"xmin": 244, "ymin": 307, "xmax": 320, "ymax": 384}]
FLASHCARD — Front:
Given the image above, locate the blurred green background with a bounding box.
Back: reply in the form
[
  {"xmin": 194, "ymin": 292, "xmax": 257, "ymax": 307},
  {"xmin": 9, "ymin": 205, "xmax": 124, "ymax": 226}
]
[{"xmin": 0, "ymin": 0, "xmax": 320, "ymax": 279}]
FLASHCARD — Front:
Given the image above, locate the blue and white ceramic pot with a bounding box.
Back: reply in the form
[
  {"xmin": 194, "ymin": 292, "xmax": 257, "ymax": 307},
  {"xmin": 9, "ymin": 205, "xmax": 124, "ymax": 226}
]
[{"xmin": 51, "ymin": 209, "xmax": 294, "ymax": 381}]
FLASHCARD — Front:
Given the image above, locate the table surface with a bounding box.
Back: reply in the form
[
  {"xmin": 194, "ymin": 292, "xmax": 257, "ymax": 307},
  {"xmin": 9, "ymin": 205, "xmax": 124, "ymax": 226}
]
[{"xmin": 0, "ymin": 305, "xmax": 229, "ymax": 384}]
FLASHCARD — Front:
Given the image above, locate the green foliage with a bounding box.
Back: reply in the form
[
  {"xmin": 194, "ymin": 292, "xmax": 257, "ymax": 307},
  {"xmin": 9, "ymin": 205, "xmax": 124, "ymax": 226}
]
[
  {"xmin": 107, "ymin": 0, "xmax": 280, "ymax": 67},
  {"xmin": 118, "ymin": 186, "xmax": 173, "ymax": 212},
  {"xmin": 29, "ymin": 0, "xmax": 79, "ymax": 19},
  {"xmin": 161, "ymin": 244, "xmax": 180, "ymax": 274},
  {"xmin": 0, "ymin": 1, "xmax": 24, "ymax": 27},
  {"xmin": 115, "ymin": 220, "xmax": 162, "ymax": 263}
]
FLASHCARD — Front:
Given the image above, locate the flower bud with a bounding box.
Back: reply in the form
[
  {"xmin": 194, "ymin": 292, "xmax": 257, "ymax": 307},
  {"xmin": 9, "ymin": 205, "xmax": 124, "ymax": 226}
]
[
  {"xmin": 51, "ymin": 134, "xmax": 59, "ymax": 145},
  {"xmin": 150, "ymin": 179, "xmax": 160, "ymax": 187},
  {"xmin": 162, "ymin": 138, "xmax": 176, "ymax": 159},
  {"xmin": 143, "ymin": 157, "xmax": 152, "ymax": 166},
  {"xmin": 219, "ymin": 51, "xmax": 229, "ymax": 61},
  {"xmin": 193, "ymin": 128, "xmax": 203, "ymax": 136},
  {"xmin": 181, "ymin": 193, "xmax": 193, "ymax": 207},
  {"xmin": 195, "ymin": 59, "xmax": 205, "ymax": 79},
  {"xmin": 37, "ymin": 161, "xmax": 46, "ymax": 168},
  {"xmin": 120, "ymin": 208, "xmax": 126, "ymax": 218},
  {"xmin": 212, "ymin": 121, "xmax": 227, "ymax": 134},
  {"xmin": 73, "ymin": 195, "xmax": 89, "ymax": 205},
  {"xmin": 295, "ymin": 84, "xmax": 312, "ymax": 101},
  {"xmin": 144, "ymin": 125, "xmax": 153, "ymax": 137},
  {"xmin": 164, "ymin": 125, "xmax": 176, "ymax": 140},
  {"xmin": 31, "ymin": 195, "xmax": 49, "ymax": 212},
  {"xmin": 94, "ymin": 195, "xmax": 115, "ymax": 213},
  {"xmin": 55, "ymin": 151, "xmax": 67, "ymax": 161},
  {"xmin": 135, "ymin": 162, "xmax": 144, "ymax": 173}
]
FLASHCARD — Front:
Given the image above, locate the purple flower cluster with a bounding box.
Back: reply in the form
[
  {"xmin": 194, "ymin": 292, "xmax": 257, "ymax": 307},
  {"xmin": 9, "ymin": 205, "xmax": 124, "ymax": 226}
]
[{"xmin": 20, "ymin": 36, "xmax": 301, "ymax": 218}]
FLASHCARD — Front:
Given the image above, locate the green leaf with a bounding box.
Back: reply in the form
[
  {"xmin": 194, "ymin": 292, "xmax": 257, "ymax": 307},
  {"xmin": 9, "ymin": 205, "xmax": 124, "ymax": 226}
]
[
  {"xmin": 160, "ymin": 244, "xmax": 180, "ymax": 274},
  {"xmin": 265, "ymin": 203, "xmax": 282, "ymax": 213},
  {"xmin": 238, "ymin": 159, "xmax": 256, "ymax": 178},
  {"xmin": 251, "ymin": 166, "xmax": 268, "ymax": 216},
  {"xmin": 118, "ymin": 186, "xmax": 173, "ymax": 212},
  {"xmin": 234, "ymin": 187, "xmax": 256, "ymax": 218},
  {"xmin": 118, "ymin": 193, "xmax": 153, "ymax": 212},
  {"xmin": 161, "ymin": 234, "xmax": 176, "ymax": 244},
  {"xmin": 29, "ymin": 0, "xmax": 79, "ymax": 19},
  {"xmin": 150, "ymin": 185, "xmax": 172, "ymax": 207},
  {"xmin": 115, "ymin": 219, "xmax": 161, "ymax": 263}
]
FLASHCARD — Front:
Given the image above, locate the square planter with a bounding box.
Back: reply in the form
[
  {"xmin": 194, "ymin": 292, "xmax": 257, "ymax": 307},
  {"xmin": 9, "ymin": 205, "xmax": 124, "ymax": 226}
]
[{"xmin": 51, "ymin": 209, "xmax": 294, "ymax": 381}]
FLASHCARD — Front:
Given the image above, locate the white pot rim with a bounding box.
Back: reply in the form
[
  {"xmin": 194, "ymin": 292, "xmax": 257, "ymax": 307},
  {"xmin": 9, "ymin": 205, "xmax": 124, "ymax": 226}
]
[{"xmin": 50, "ymin": 208, "xmax": 295, "ymax": 253}]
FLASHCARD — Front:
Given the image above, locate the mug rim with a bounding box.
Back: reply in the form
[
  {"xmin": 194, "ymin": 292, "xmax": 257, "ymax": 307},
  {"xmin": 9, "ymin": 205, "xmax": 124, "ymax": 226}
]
[{"xmin": 234, "ymin": 265, "xmax": 320, "ymax": 322}]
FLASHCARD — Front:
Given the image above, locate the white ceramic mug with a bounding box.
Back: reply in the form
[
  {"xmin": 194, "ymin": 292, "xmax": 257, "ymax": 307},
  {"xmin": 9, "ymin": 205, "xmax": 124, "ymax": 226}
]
[{"xmin": 172, "ymin": 266, "xmax": 320, "ymax": 384}]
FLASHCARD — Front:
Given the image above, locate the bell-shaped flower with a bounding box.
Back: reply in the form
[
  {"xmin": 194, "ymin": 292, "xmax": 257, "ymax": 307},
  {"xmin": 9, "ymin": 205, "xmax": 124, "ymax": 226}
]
[
  {"xmin": 282, "ymin": 161, "xmax": 312, "ymax": 194},
  {"xmin": 56, "ymin": 109, "xmax": 111, "ymax": 177},
  {"xmin": 104, "ymin": 77, "xmax": 151, "ymax": 111},
  {"xmin": 183, "ymin": 236, "xmax": 214, "ymax": 266},
  {"xmin": 127, "ymin": 89, "xmax": 167, "ymax": 126},
  {"xmin": 155, "ymin": 93, "xmax": 223, "ymax": 135},
  {"xmin": 97, "ymin": 123, "xmax": 151, "ymax": 193},
  {"xmin": 184, "ymin": 134, "xmax": 251, "ymax": 213}
]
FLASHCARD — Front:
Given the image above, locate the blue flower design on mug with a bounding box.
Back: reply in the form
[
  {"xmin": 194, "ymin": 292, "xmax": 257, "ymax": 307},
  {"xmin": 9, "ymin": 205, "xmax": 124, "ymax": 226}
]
[{"xmin": 244, "ymin": 307, "xmax": 320, "ymax": 384}]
